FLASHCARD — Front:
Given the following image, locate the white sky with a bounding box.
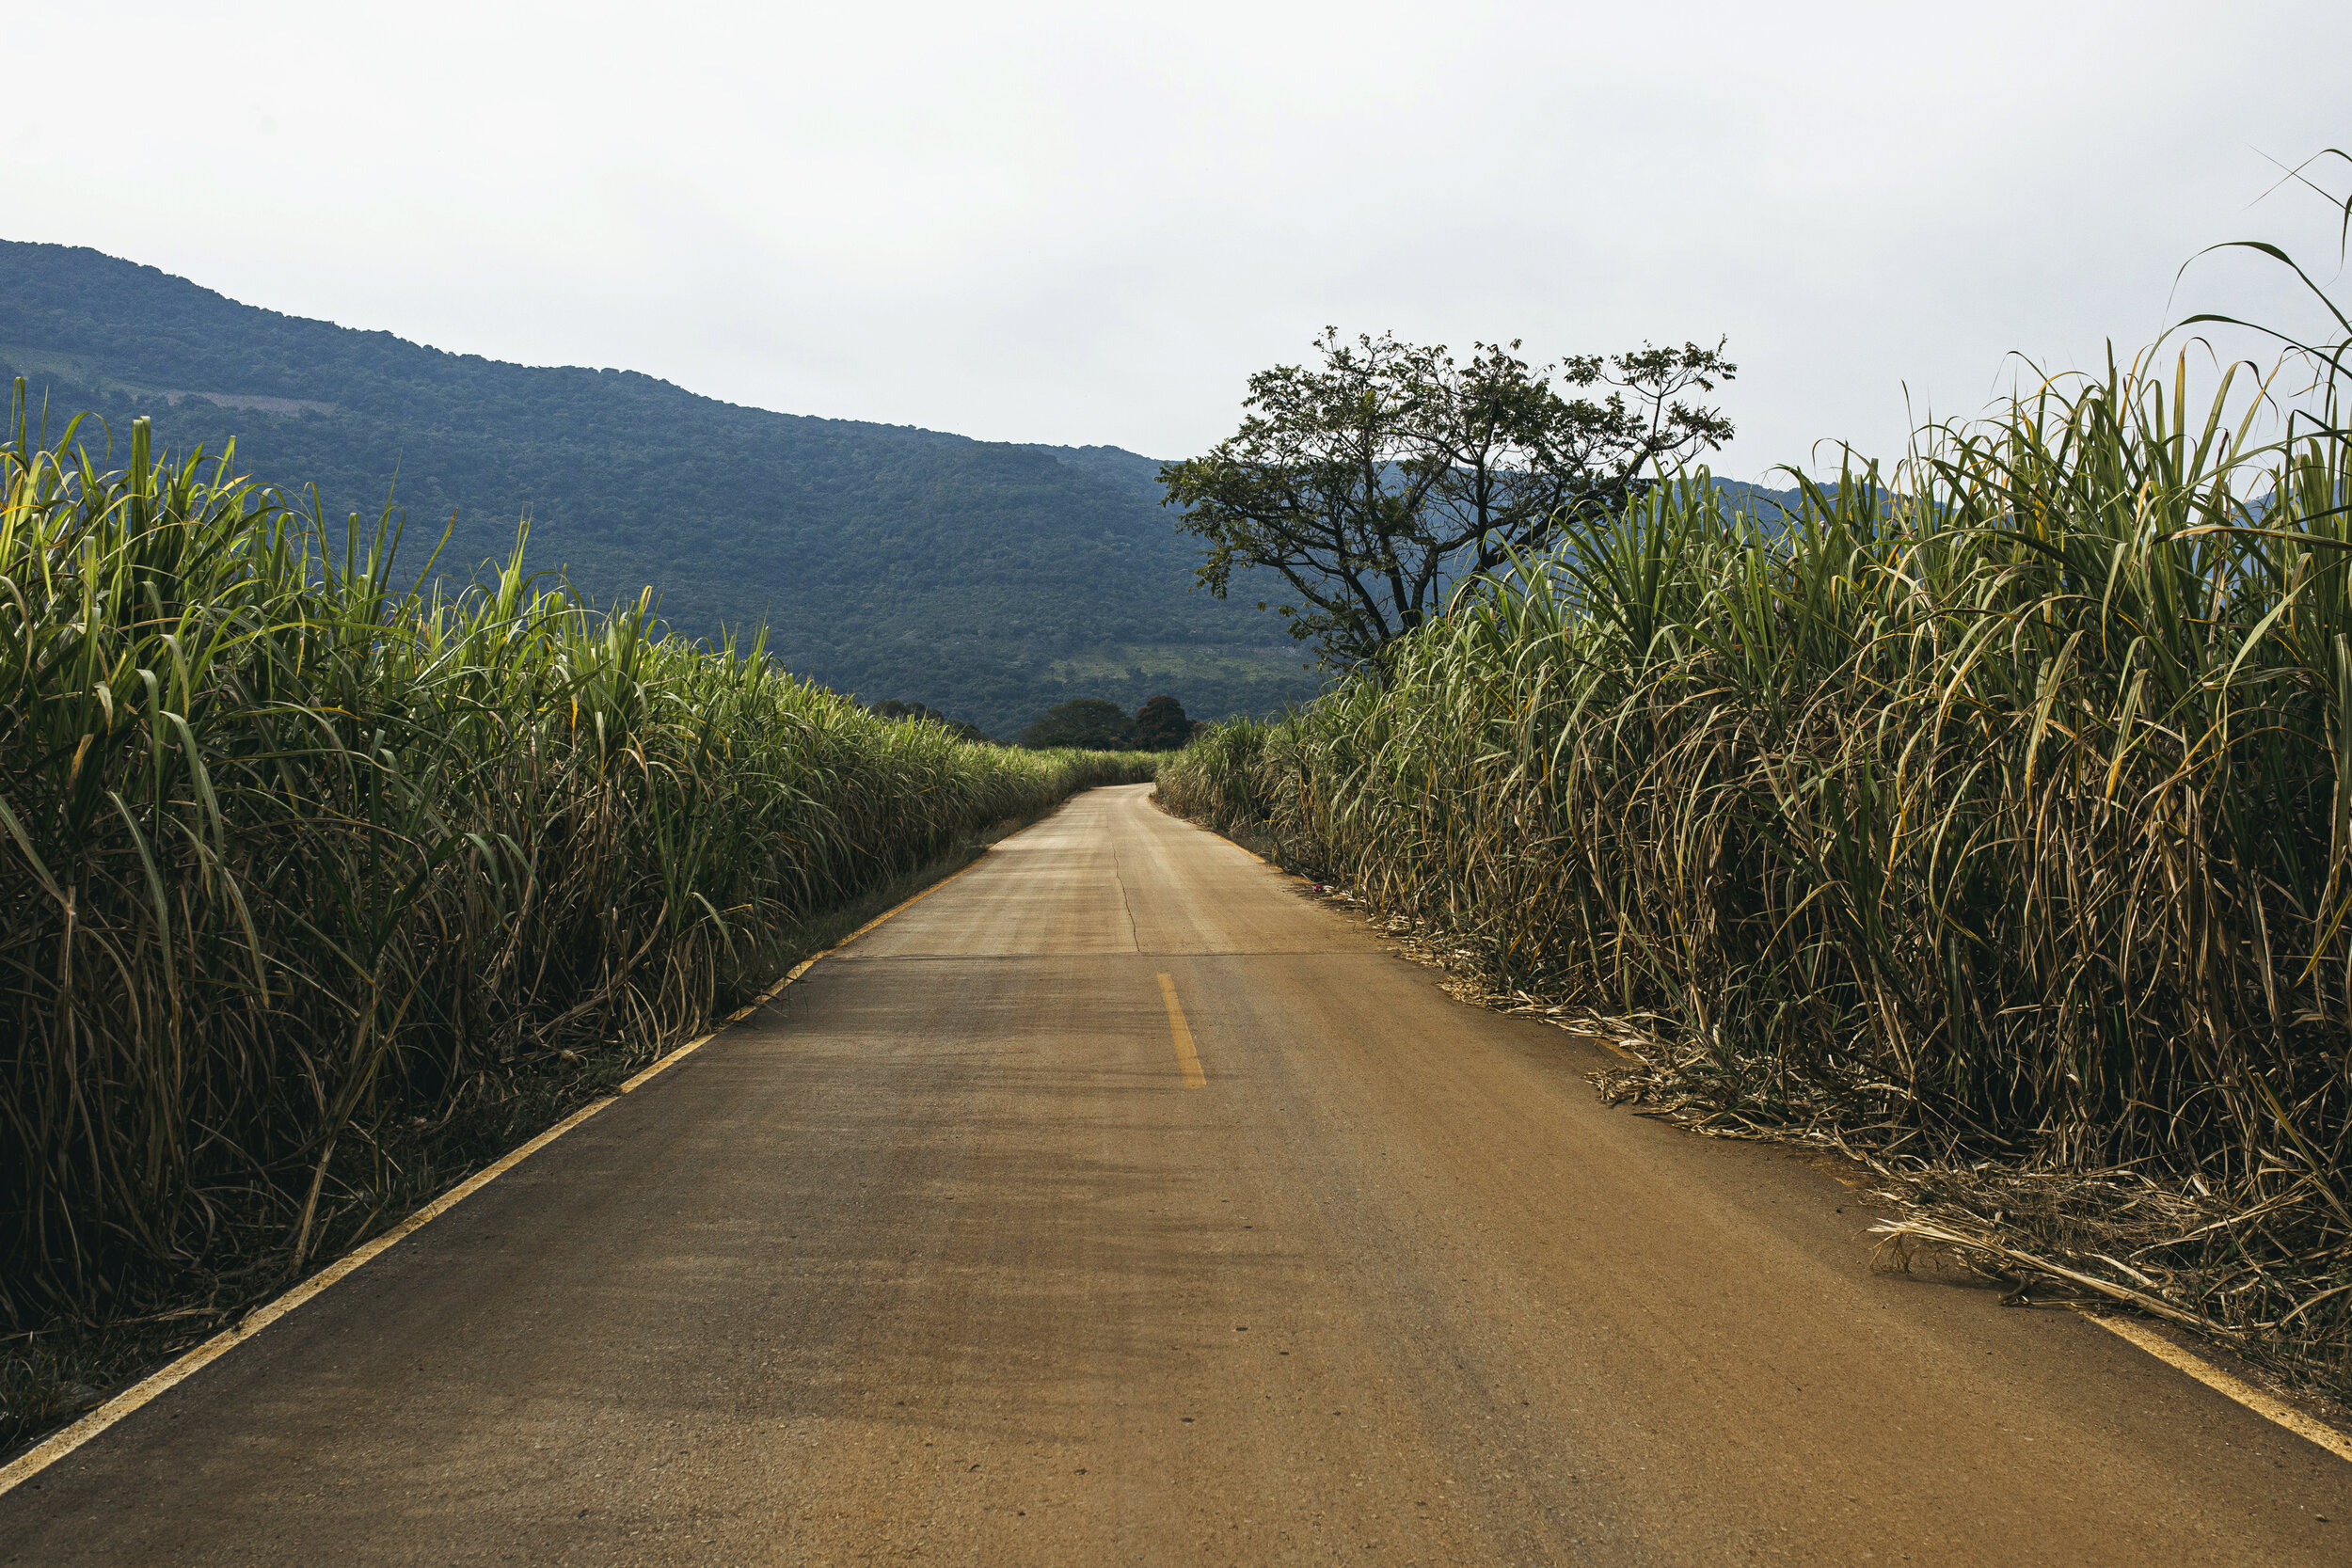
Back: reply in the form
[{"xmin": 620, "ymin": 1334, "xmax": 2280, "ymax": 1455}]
[{"xmin": 11, "ymin": 1, "xmax": 2350, "ymax": 479}]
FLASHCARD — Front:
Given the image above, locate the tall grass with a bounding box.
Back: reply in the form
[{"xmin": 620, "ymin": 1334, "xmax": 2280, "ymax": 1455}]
[
  {"xmin": 0, "ymin": 396, "xmax": 1152, "ymax": 1333},
  {"xmin": 1161, "ymin": 270, "xmax": 2352, "ymax": 1373},
  {"xmin": 1154, "ymin": 714, "xmax": 1282, "ymax": 841}
]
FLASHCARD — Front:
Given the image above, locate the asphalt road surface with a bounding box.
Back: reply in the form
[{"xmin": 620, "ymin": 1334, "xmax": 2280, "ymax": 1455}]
[{"xmin": 6, "ymin": 784, "xmax": 2347, "ymax": 1564}]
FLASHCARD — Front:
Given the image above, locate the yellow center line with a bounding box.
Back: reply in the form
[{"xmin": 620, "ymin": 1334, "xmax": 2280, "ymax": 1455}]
[{"xmin": 1156, "ymin": 973, "xmax": 1208, "ymax": 1088}]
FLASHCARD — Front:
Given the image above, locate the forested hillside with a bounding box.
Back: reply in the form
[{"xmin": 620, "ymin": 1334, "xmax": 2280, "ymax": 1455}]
[{"xmin": 0, "ymin": 241, "xmax": 1322, "ymax": 735}]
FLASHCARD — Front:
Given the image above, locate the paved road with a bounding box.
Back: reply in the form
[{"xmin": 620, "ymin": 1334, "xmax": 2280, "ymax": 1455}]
[{"xmin": 6, "ymin": 784, "xmax": 2347, "ymax": 1564}]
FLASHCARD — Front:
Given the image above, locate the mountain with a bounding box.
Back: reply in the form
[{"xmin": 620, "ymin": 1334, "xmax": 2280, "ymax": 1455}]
[{"xmin": 0, "ymin": 241, "xmax": 1324, "ymax": 737}]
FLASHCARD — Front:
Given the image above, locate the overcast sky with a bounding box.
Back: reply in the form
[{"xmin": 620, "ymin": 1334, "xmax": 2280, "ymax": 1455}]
[{"xmin": 12, "ymin": 1, "xmax": 2350, "ymax": 477}]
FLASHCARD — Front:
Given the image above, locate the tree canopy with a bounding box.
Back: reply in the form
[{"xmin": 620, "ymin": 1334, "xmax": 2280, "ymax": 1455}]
[
  {"xmin": 1134, "ymin": 695, "xmax": 1192, "ymax": 752},
  {"xmin": 870, "ymin": 699, "xmax": 995, "ymax": 743},
  {"xmin": 1159, "ymin": 330, "xmax": 1734, "ymax": 669},
  {"xmin": 1017, "ymin": 699, "xmax": 1138, "ymax": 751}
]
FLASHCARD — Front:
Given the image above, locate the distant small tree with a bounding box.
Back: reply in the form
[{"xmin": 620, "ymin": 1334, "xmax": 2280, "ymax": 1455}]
[
  {"xmin": 1017, "ymin": 698, "xmax": 1139, "ymax": 751},
  {"xmin": 1134, "ymin": 695, "xmax": 1192, "ymax": 752}
]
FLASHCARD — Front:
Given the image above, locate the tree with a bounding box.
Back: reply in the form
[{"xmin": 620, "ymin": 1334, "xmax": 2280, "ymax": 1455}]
[
  {"xmin": 869, "ymin": 698, "xmax": 994, "ymax": 744},
  {"xmin": 1134, "ymin": 695, "xmax": 1191, "ymax": 751},
  {"xmin": 1017, "ymin": 698, "xmax": 1138, "ymax": 751},
  {"xmin": 1159, "ymin": 330, "xmax": 1735, "ymax": 670}
]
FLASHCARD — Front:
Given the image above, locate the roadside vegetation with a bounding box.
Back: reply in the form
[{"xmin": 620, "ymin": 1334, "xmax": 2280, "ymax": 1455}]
[
  {"xmin": 1160, "ymin": 167, "xmax": 2352, "ymax": 1397},
  {"xmin": 0, "ymin": 401, "xmax": 1152, "ymax": 1448}
]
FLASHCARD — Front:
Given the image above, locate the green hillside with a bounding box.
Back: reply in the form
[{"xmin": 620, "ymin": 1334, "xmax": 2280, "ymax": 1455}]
[{"xmin": 0, "ymin": 241, "xmax": 1323, "ymax": 736}]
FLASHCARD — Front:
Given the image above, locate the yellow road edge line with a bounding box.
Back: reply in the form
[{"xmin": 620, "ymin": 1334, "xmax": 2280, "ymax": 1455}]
[
  {"xmin": 783, "ymin": 850, "xmax": 992, "ymax": 983},
  {"xmin": 0, "ymin": 846, "xmax": 1002, "ymax": 1498},
  {"xmin": 0, "ymin": 1095, "xmax": 615, "ymax": 1499},
  {"xmin": 615, "ymin": 1034, "xmax": 715, "ymax": 1094},
  {"xmin": 1156, "ymin": 973, "xmax": 1207, "ymax": 1088},
  {"xmin": 2084, "ymin": 1311, "xmax": 2352, "ymax": 1465}
]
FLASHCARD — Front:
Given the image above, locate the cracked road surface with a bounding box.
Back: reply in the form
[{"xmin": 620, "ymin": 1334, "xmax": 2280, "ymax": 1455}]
[{"xmin": 4, "ymin": 784, "xmax": 2347, "ymax": 1563}]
